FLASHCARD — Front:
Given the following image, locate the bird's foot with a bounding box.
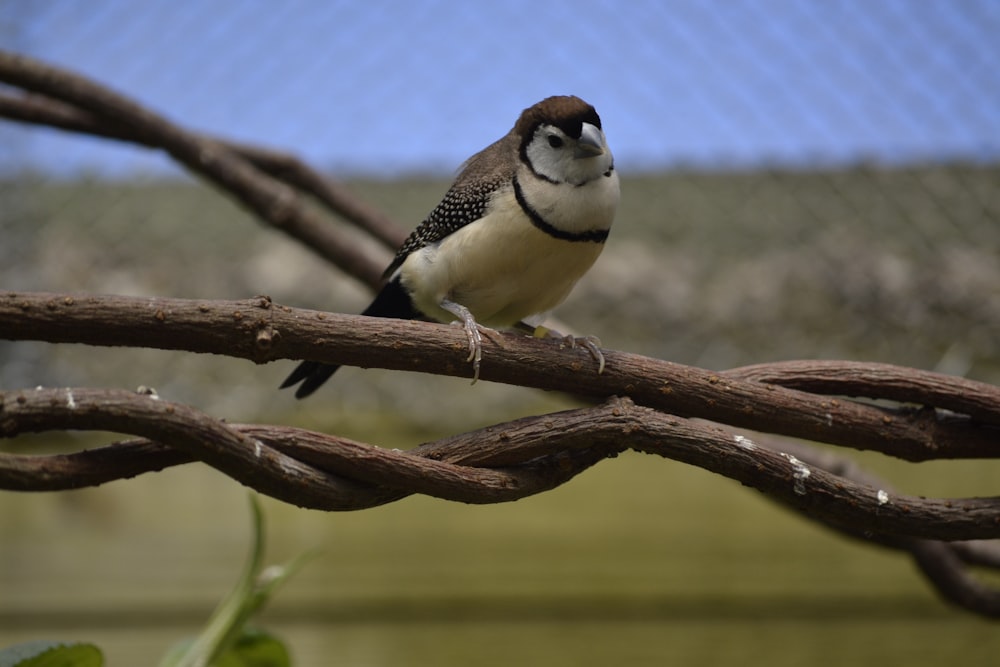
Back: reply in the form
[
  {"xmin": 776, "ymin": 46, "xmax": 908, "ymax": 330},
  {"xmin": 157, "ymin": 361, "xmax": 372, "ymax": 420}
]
[
  {"xmin": 533, "ymin": 325, "xmax": 606, "ymax": 375},
  {"xmin": 563, "ymin": 334, "xmax": 606, "ymax": 375},
  {"xmin": 441, "ymin": 299, "xmax": 493, "ymax": 383}
]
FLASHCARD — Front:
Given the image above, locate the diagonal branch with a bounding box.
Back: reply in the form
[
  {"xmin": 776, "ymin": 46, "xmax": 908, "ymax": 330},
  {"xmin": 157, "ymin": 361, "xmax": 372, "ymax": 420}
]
[
  {"xmin": 0, "ymin": 50, "xmax": 390, "ymax": 289},
  {"xmin": 0, "ymin": 91, "xmax": 407, "ymax": 251}
]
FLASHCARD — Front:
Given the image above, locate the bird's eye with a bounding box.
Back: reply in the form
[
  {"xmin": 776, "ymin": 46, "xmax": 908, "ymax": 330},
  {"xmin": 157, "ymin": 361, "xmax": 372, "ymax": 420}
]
[{"xmin": 547, "ymin": 135, "xmax": 564, "ymax": 149}]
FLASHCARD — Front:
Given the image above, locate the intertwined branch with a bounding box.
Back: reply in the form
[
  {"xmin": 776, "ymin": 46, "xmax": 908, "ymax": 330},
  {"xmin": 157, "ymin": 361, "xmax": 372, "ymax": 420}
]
[{"xmin": 2, "ymin": 49, "xmax": 1000, "ymax": 617}]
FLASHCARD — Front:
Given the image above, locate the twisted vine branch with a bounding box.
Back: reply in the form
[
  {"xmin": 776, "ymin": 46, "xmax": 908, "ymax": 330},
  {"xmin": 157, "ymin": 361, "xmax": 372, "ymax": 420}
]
[
  {"xmin": 2, "ymin": 386, "xmax": 999, "ymax": 540},
  {"xmin": 3, "ymin": 388, "xmax": 1000, "ymax": 615}
]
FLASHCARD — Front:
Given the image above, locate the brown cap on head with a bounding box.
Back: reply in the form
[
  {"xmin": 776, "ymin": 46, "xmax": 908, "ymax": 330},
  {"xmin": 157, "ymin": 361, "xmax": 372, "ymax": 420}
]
[{"xmin": 513, "ymin": 95, "xmax": 602, "ymax": 141}]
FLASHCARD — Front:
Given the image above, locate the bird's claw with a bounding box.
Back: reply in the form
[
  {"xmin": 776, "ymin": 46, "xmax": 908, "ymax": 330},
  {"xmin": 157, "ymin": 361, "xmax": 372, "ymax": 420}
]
[
  {"xmin": 451, "ymin": 318, "xmax": 483, "ymax": 382},
  {"xmin": 562, "ymin": 334, "xmax": 606, "ymax": 375},
  {"xmin": 442, "ymin": 298, "xmax": 487, "ymax": 383},
  {"xmin": 533, "ymin": 325, "xmax": 606, "ymax": 375}
]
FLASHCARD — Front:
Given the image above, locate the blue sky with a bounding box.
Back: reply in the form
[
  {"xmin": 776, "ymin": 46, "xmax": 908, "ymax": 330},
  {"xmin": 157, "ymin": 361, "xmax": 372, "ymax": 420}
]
[{"xmin": 3, "ymin": 0, "xmax": 999, "ymax": 177}]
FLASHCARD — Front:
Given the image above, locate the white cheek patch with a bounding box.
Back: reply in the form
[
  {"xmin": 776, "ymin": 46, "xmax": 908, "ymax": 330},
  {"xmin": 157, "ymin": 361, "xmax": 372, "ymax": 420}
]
[{"xmin": 525, "ymin": 127, "xmax": 615, "ymax": 187}]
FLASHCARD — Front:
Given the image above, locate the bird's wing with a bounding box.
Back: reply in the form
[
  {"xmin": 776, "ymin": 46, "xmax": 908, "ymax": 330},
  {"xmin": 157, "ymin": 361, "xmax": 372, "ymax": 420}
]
[{"xmin": 382, "ymin": 137, "xmax": 516, "ymax": 279}]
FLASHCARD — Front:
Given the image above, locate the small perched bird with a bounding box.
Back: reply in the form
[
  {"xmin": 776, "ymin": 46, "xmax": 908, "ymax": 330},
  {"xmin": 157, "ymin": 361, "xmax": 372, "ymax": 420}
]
[{"xmin": 282, "ymin": 95, "xmax": 620, "ymax": 398}]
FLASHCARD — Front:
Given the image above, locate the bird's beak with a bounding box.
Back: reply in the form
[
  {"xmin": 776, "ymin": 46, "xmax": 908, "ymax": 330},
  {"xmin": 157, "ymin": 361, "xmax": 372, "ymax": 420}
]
[{"xmin": 575, "ymin": 122, "xmax": 606, "ymax": 158}]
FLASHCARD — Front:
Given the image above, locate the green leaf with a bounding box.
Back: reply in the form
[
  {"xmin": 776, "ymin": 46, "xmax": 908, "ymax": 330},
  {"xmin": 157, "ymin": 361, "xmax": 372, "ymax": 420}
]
[
  {"xmin": 0, "ymin": 640, "xmax": 103, "ymax": 667},
  {"xmin": 227, "ymin": 629, "xmax": 291, "ymax": 667},
  {"xmin": 162, "ymin": 630, "xmax": 290, "ymax": 667}
]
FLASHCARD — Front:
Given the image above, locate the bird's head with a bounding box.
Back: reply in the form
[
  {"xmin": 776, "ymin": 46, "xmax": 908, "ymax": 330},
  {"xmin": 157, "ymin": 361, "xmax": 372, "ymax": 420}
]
[{"xmin": 516, "ymin": 95, "xmax": 614, "ymax": 186}]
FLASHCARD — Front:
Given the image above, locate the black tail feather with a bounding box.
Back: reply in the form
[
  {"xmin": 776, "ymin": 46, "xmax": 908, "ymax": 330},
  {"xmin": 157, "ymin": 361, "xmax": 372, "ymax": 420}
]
[
  {"xmin": 360, "ymin": 275, "xmax": 423, "ymax": 320},
  {"xmin": 280, "ymin": 277, "xmax": 421, "ymax": 398},
  {"xmin": 280, "ymin": 360, "xmax": 340, "ymax": 399}
]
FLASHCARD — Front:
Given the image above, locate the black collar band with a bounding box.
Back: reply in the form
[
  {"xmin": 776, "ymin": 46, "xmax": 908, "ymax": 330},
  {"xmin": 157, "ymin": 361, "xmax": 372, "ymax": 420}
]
[{"xmin": 513, "ymin": 177, "xmax": 609, "ymax": 244}]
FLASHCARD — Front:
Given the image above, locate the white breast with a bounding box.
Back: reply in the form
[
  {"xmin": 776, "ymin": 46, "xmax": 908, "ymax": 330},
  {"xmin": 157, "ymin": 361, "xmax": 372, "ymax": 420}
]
[
  {"xmin": 518, "ymin": 161, "xmax": 620, "ymax": 236},
  {"xmin": 397, "ymin": 175, "xmax": 617, "ymax": 328}
]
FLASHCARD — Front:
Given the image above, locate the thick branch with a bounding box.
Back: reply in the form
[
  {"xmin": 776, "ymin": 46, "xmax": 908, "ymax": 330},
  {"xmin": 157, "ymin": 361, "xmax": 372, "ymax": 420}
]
[{"xmin": 2, "ymin": 290, "xmax": 997, "ymax": 462}]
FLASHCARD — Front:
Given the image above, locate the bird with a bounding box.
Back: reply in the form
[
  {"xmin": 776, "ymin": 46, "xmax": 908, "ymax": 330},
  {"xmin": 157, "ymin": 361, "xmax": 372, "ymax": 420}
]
[{"xmin": 281, "ymin": 95, "xmax": 620, "ymax": 398}]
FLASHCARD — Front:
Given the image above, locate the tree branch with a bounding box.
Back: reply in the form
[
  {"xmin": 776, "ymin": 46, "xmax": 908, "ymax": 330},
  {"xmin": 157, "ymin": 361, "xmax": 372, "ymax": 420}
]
[
  {"xmin": 5, "ymin": 387, "xmax": 1000, "ymax": 617},
  {"xmin": 753, "ymin": 436, "xmax": 1000, "ymax": 616},
  {"xmin": 3, "ymin": 389, "xmax": 1000, "ymax": 543},
  {"xmin": 727, "ymin": 360, "xmax": 1000, "ymax": 427},
  {"xmin": 0, "ymin": 90, "xmax": 407, "ymax": 252},
  {"xmin": 0, "ymin": 50, "xmax": 391, "ymax": 289},
  {"xmin": 2, "ymin": 290, "xmax": 997, "ymax": 462}
]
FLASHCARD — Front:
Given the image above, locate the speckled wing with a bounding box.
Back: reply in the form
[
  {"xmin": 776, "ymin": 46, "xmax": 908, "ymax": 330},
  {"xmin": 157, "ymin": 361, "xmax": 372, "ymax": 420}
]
[{"xmin": 382, "ymin": 136, "xmax": 516, "ymax": 279}]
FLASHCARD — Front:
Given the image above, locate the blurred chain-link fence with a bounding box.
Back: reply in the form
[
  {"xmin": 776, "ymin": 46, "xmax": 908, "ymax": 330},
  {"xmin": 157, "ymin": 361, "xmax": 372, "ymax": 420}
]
[{"xmin": 1, "ymin": 1, "xmax": 998, "ymax": 425}]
